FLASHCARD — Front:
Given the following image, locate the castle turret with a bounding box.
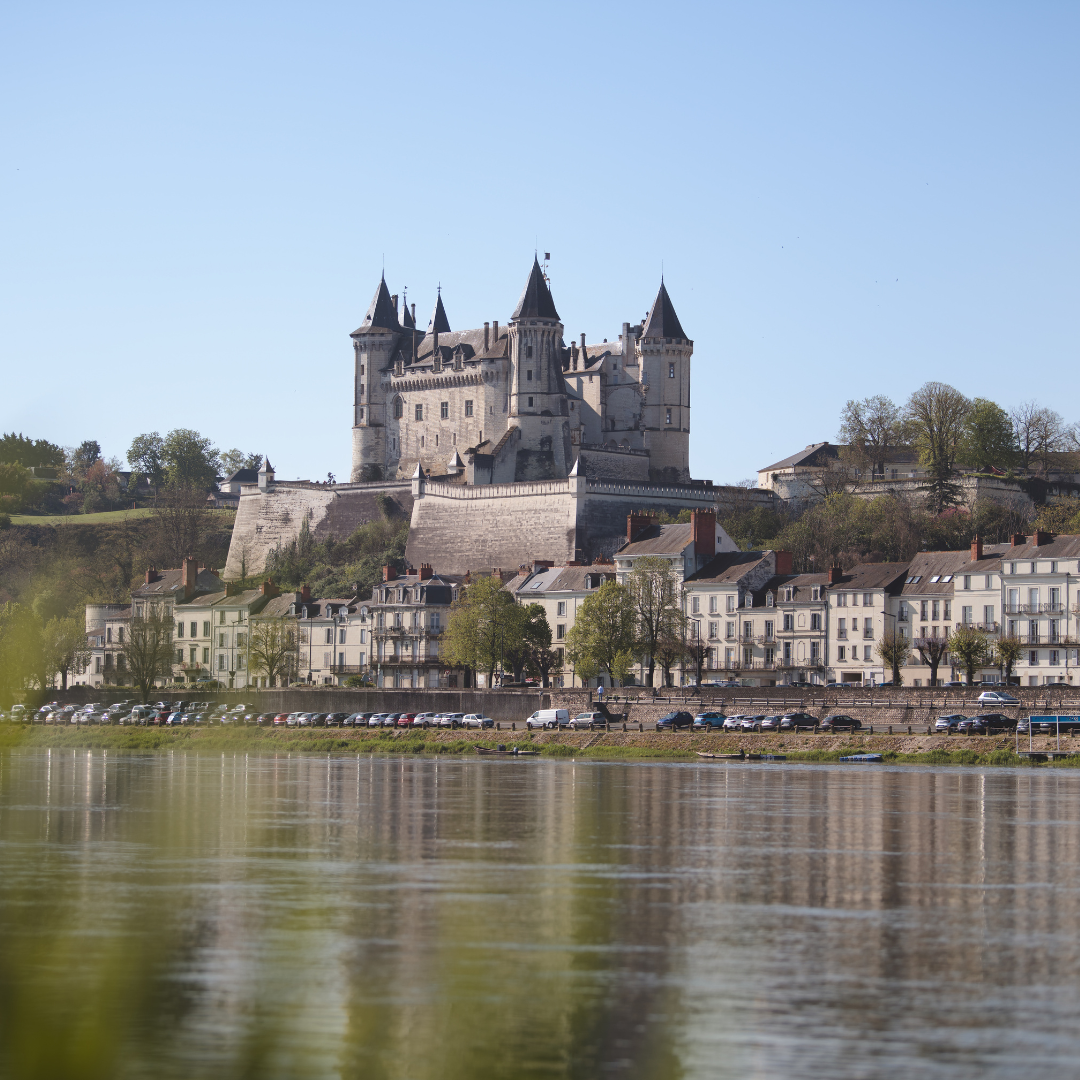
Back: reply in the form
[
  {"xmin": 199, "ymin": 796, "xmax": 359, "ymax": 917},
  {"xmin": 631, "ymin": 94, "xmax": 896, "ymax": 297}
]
[
  {"xmin": 506, "ymin": 258, "xmax": 571, "ymax": 480},
  {"xmin": 257, "ymin": 456, "xmax": 274, "ymax": 491},
  {"xmin": 350, "ymin": 275, "xmax": 402, "ymax": 482},
  {"xmin": 638, "ymin": 280, "xmax": 692, "ymax": 482}
]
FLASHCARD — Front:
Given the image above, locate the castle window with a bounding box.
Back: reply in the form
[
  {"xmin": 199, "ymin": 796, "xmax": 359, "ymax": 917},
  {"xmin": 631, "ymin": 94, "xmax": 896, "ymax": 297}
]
[
  {"xmin": 358, "ymin": 407, "xmax": 364, "ymax": 420},
  {"xmin": 440, "ymin": 402, "xmax": 449, "ymax": 419},
  {"xmin": 415, "ymin": 404, "xmax": 423, "ymax": 421},
  {"xmin": 420, "ymin": 436, "xmax": 425, "ymax": 448},
  {"xmin": 527, "ymin": 369, "xmax": 533, "ymax": 381},
  {"xmin": 665, "ymin": 408, "xmax": 672, "ymax": 424},
  {"xmin": 669, "ymin": 363, "xmax": 675, "ymax": 378},
  {"xmin": 393, "ymin": 397, "xmax": 403, "ymax": 419},
  {"xmin": 464, "ymin": 400, "xmax": 473, "ymax": 417},
  {"xmin": 526, "ymin": 345, "xmax": 533, "ymax": 359},
  {"xmin": 528, "ymin": 397, "xmax": 534, "ymax": 408}
]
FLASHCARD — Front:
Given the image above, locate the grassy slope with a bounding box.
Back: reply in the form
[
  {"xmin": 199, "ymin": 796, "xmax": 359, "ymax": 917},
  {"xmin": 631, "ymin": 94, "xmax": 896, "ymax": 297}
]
[{"xmin": 9, "ymin": 508, "xmax": 235, "ymax": 526}]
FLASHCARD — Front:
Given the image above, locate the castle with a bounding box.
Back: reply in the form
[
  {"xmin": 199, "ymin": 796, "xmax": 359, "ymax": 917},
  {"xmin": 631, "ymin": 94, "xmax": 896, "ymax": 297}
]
[
  {"xmin": 351, "ymin": 257, "xmax": 692, "ymax": 485},
  {"xmin": 224, "ymin": 259, "xmax": 766, "ymax": 578}
]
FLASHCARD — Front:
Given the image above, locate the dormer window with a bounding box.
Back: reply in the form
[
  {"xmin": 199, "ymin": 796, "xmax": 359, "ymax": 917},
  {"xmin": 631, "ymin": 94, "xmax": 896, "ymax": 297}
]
[
  {"xmin": 766, "ymin": 592, "xmax": 774, "ymax": 607},
  {"xmin": 811, "ymin": 587, "xmax": 821, "ymax": 601},
  {"xmin": 745, "ymin": 594, "xmax": 753, "ymax": 608}
]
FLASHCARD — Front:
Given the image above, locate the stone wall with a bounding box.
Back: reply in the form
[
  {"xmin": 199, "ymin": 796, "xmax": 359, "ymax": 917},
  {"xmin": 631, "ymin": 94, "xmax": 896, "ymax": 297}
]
[
  {"xmin": 224, "ymin": 481, "xmax": 413, "ymax": 579},
  {"xmin": 578, "ymin": 445, "xmax": 651, "ymax": 482}
]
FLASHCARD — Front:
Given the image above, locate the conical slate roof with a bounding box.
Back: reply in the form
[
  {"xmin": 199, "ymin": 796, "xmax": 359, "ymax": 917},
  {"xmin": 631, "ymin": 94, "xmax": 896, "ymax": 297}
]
[
  {"xmin": 360, "ymin": 276, "xmax": 400, "ymax": 330},
  {"xmin": 401, "ymin": 297, "xmax": 416, "ymax": 329},
  {"xmin": 428, "ymin": 291, "xmax": 451, "ymax": 334},
  {"xmin": 511, "ymin": 257, "xmax": 559, "ymax": 321},
  {"xmin": 642, "ymin": 281, "xmax": 687, "ymax": 340}
]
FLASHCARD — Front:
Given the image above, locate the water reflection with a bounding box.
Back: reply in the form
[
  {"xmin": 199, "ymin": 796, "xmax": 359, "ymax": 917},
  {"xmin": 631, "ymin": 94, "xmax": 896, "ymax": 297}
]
[{"xmin": 2, "ymin": 751, "xmax": 1080, "ymax": 1078}]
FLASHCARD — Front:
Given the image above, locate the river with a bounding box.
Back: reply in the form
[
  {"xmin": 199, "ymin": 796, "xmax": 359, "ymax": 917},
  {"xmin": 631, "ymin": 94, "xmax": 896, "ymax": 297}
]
[{"xmin": 1, "ymin": 749, "xmax": 1079, "ymax": 1078}]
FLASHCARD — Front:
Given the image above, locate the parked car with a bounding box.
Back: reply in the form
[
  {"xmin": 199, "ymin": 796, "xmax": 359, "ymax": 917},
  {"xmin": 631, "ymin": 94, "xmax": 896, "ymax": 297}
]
[
  {"xmin": 957, "ymin": 714, "xmax": 1013, "ymax": 734},
  {"xmin": 722, "ymin": 715, "xmax": 743, "ymax": 731},
  {"xmin": 367, "ymin": 713, "xmax": 386, "ymax": 727},
  {"xmin": 461, "ymin": 714, "xmax": 495, "ymax": 729},
  {"xmin": 978, "ymin": 691, "xmax": 1020, "ymax": 705},
  {"xmin": 934, "ymin": 714, "xmax": 967, "ymax": 732},
  {"xmin": 272, "ymin": 713, "xmax": 289, "ymax": 727},
  {"xmin": 569, "ymin": 711, "xmax": 607, "ymax": 730},
  {"xmin": 819, "ymin": 715, "xmax": 863, "ymax": 732},
  {"xmin": 254, "ymin": 712, "xmax": 276, "ymax": 725},
  {"xmin": 692, "ymin": 712, "xmax": 726, "ymax": 730},
  {"xmin": 657, "ymin": 711, "xmax": 694, "ymax": 731},
  {"xmin": 412, "ymin": 712, "xmax": 438, "ymax": 728},
  {"xmin": 759, "ymin": 715, "xmax": 784, "ymax": 732},
  {"xmin": 396, "ymin": 713, "xmax": 417, "ymax": 728},
  {"xmin": 165, "ymin": 711, "xmax": 185, "ymax": 726},
  {"xmin": 438, "ymin": 712, "xmax": 466, "ymax": 728},
  {"xmin": 326, "ymin": 712, "xmax": 351, "ymax": 726},
  {"xmin": 780, "ymin": 712, "xmax": 818, "ymax": 731},
  {"xmin": 741, "ymin": 714, "xmax": 767, "ymax": 732},
  {"xmin": 525, "ymin": 709, "xmax": 570, "ymax": 730}
]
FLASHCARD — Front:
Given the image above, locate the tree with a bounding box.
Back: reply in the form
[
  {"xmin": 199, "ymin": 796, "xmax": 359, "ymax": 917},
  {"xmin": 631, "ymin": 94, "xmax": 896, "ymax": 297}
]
[
  {"xmin": 685, "ymin": 638, "xmax": 710, "ymax": 691},
  {"xmin": 994, "ymin": 635, "xmax": 1025, "ymax": 684},
  {"xmin": 70, "ymin": 440, "xmax": 102, "ymax": 480},
  {"xmin": 903, "ymin": 382, "xmax": 971, "ymax": 512},
  {"xmin": 500, "ymin": 603, "xmax": 553, "ymax": 683},
  {"xmin": 564, "ymin": 581, "xmax": 637, "ymax": 686},
  {"xmin": 1011, "ymin": 401, "xmax": 1070, "ymax": 478},
  {"xmin": 128, "ymin": 433, "xmax": 166, "ymax": 493},
  {"xmin": 1034, "ymin": 497, "xmax": 1080, "ymax": 536},
  {"xmin": 0, "ymin": 433, "xmax": 65, "ymax": 471},
  {"xmin": 0, "ymin": 602, "xmax": 45, "ymax": 705},
  {"xmin": 626, "ymin": 556, "xmax": 684, "ymax": 686},
  {"xmin": 876, "ymin": 630, "xmax": 911, "ymax": 685},
  {"xmin": 120, "ymin": 604, "xmax": 175, "ymax": 702},
  {"xmin": 219, "ymin": 449, "xmax": 264, "ymax": 477},
  {"xmin": 838, "ymin": 395, "xmax": 903, "ymax": 480},
  {"xmin": 151, "ymin": 485, "xmax": 213, "ymax": 567},
  {"xmin": 947, "ymin": 625, "xmax": 992, "ymax": 685},
  {"xmin": 0, "ymin": 462, "xmax": 34, "ymax": 513},
  {"xmin": 652, "ymin": 630, "xmax": 689, "ymax": 687},
  {"xmin": 42, "ymin": 615, "xmax": 91, "ymax": 690},
  {"xmin": 248, "ymin": 617, "xmax": 298, "ymax": 687},
  {"xmin": 161, "ymin": 429, "xmax": 220, "ymax": 491},
  {"xmin": 442, "ymin": 575, "xmax": 520, "ymax": 684},
  {"xmin": 960, "ymin": 398, "xmax": 1017, "ymax": 473},
  {"xmin": 913, "ymin": 633, "xmax": 950, "ymax": 687}
]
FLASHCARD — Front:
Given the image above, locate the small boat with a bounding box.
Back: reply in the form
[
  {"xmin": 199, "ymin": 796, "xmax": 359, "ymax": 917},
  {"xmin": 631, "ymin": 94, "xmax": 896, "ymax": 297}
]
[
  {"xmin": 696, "ymin": 751, "xmax": 745, "ymax": 760},
  {"xmin": 839, "ymin": 753, "xmax": 883, "ymax": 763},
  {"xmin": 476, "ymin": 746, "xmax": 539, "ymax": 757}
]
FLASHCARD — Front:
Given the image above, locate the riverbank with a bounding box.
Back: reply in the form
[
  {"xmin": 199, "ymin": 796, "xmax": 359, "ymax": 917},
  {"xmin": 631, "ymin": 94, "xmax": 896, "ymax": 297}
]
[{"xmin": 3, "ymin": 724, "xmax": 1078, "ymax": 767}]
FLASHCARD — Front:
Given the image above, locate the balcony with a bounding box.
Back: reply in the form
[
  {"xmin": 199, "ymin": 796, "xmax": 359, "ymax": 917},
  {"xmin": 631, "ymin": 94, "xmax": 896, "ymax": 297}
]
[
  {"xmin": 862, "ymin": 630, "xmax": 875, "ymax": 640},
  {"xmin": 1004, "ymin": 603, "xmax": 1065, "ymax": 615},
  {"xmin": 836, "ymin": 630, "xmax": 848, "ymax": 640},
  {"xmin": 779, "ymin": 659, "xmax": 825, "ymax": 670}
]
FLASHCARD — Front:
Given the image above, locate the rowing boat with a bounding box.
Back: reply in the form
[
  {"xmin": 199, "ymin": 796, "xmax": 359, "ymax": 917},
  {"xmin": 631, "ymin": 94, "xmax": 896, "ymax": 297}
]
[
  {"xmin": 839, "ymin": 753, "xmax": 883, "ymax": 763},
  {"xmin": 476, "ymin": 746, "xmax": 539, "ymax": 757}
]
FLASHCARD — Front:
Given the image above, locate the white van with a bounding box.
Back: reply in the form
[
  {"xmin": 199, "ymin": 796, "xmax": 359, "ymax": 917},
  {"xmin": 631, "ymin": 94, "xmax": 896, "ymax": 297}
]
[{"xmin": 525, "ymin": 709, "xmax": 570, "ymax": 730}]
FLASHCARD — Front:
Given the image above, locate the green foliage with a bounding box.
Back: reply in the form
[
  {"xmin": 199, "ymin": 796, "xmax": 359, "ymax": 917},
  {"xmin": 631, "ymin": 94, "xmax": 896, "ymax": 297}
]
[
  {"xmin": 838, "ymin": 395, "xmax": 903, "ymax": 477},
  {"xmin": 127, "ymin": 432, "xmax": 166, "ymax": 490},
  {"xmin": 160, "ymin": 428, "xmax": 220, "ymax": 491},
  {"xmin": 443, "ymin": 574, "xmax": 522, "ymax": 680},
  {"xmin": 218, "ymin": 449, "xmax": 262, "ymax": 476},
  {"xmin": 0, "ymin": 433, "xmax": 65, "ymax": 471},
  {"xmin": 0, "ymin": 462, "xmax": 34, "ymax": 512},
  {"xmin": 0, "ymin": 602, "xmax": 45, "ymax": 704},
  {"xmin": 948, "ymin": 625, "xmax": 992, "ymax": 683},
  {"xmin": 626, "ymin": 556, "xmax": 685, "ymax": 686},
  {"xmin": 875, "ymin": 631, "xmax": 911, "ymax": 685},
  {"xmin": 564, "ymin": 580, "xmax": 637, "ymax": 685},
  {"xmin": 265, "ymin": 511, "xmax": 409, "ymax": 599},
  {"xmin": 1034, "ymin": 498, "xmax": 1080, "ymax": 535},
  {"xmin": 70, "ymin": 440, "xmax": 102, "ymax": 479},
  {"xmin": 961, "ymin": 398, "xmax": 1018, "ymax": 472},
  {"xmin": 993, "ymin": 635, "xmax": 1025, "ymax": 680}
]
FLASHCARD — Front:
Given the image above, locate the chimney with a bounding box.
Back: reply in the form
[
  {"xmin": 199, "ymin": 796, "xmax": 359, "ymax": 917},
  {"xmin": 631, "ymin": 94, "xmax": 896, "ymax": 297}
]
[
  {"xmin": 144, "ymin": 566, "xmax": 158, "ymax": 585},
  {"xmin": 627, "ymin": 512, "xmax": 655, "ymax": 544},
  {"xmin": 691, "ymin": 509, "xmax": 716, "ymax": 559},
  {"xmin": 492, "ymin": 320, "xmax": 498, "ymax": 345},
  {"xmin": 391, "ymin": 294, "xmax": 398, "ymax": 318},
  {"xmin": 411, "ymin": 302, "xmax": 416, "ymax": 326},
  {"xmin": 183, "ymin": 556, "xmax": 198, "ymax": 600},
  {"xmin": 828, "ymin": 565, "xmax": 844, "ymax": 585},
  {"xmin": 492, "ymin": 568, "xmax": 501, "ymax": 580},
  {"xmin": 774, "ymin": 550, "xmax": 794, "ymax": 575},
  {"xmin": 580, "ymin": 332, "xmax": 586, "ymax": 357},
  {"xmin": 300, "ymin": 584, "xmax": 311, "ymax": 605},
  {"xmin": 383, "ymin": 565, "xmax": 398, "ymax": 582},
  {"xmin": 484, "ymin": 322, "xmax": 490, "ymax": 351},
  {"xmin": 1034, "ymin": 530, "xmax": 1052, "ymax": 546},
  {"xmin": 1011, "ymin": 533, "xmax": 1027, "ymax": 547},
  {"xmin": 419, "ymin": 563, "xmax": 434, "ymax": 580},
  {"xmin": 971, "ymin": 535, "xmax": 984, "ymax": 562},
  {"xmin": 260, "ymin": 578, "xmax": 280, "ymax": 597}
]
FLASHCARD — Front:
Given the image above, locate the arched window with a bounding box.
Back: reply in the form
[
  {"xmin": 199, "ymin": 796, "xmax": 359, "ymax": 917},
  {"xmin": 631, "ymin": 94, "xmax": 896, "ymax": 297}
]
[{"xmin": 393, "ymin": 396, "xmax": 403, "ymax": 419}]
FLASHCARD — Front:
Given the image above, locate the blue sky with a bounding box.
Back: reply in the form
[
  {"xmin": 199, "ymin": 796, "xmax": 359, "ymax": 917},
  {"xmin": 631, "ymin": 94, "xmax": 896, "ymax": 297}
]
[{"xmin": 2, "ymin": 1, "xmax": 1076, "ymax": 484}]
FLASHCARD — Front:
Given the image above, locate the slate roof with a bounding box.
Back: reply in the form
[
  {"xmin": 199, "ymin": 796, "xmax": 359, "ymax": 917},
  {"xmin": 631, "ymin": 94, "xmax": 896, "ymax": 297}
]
[
  {"xmin": 512, "ymin": 257, "xmax": 559, "ymax": 321},
  {"xmin": 759, "ymin": 442, "xmax": 840, "ymax": 473},
  {"xmin": 507, "ymin": 564, "xmax": 614, "ymax": 596},
  {"xmin": 830, "ymin": 563, "xmax": 910, "ymax": 594},
  {"xmin": 684, "ymin": 550, "xmax": 771, "ymax": 584},
  {"xmin": 1002, "ymin": 534, "xmax": 1080, "ymax": 563},
  {"xmin": 641, "ymin": 281, "xmax": 687, "ymax": 341},
  {"xmin": 951, "ymin": 543, "xmax": 1011, "ymax": 576},
  {"xmin": 356, "ymin": 276, "xmax": 400, "ymax": 332},
  {"xmin": 900, "ymin": 551, "xmax": 973, "ymax": 597},
  {"xmin": 225, "ymin": 467, "xmax": 258, "ymax": 485},
  {"xmin": 428, "ymin": 292, "xmax": 451, "ymax": 334},
  {"xmin": 619, "ymin": 523, "xmax": 693, "ymax": 557},
  {"xmin": 132, "ymin": 568, "xmax": 224, "ymax": 601},
  {"xmin": 182, "ymin": 588, "xmax": 266, "ymax": 610}
]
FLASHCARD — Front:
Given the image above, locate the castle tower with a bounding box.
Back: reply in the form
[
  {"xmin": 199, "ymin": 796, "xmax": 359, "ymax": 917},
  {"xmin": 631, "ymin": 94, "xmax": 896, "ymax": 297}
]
[
  {"xmin": 507, "ymin": 258, "xmax": 571, "ymax": 480},
  {"xmin": 350, "ymin": 275, "xmax": 401, "ymax": 482},
  {"xmin": 638, "ymin": 280, "xmax": 692, "ymax": 482}
]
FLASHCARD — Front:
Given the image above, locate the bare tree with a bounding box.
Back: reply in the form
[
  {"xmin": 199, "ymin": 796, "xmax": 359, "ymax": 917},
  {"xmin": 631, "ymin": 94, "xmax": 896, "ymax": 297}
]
[
  {"xmin": 120, "ymin": 603, "xmax": 175, "ymax": 702},
  {"xmin": 1010, "ymin": 401, "xmax": 1071, "ymax": 478},
  {"xmin": 626, "ymin": 556, "xmax": 684, "ymax": 687},
  {"xmin": 248, "ymin": 617, "xmax": 298, "ymax": 687},
  {"xmin": 151, "ymin": 484, "xmax": 212, "ymax": 567},
  {"xmin": 838, "ymin": 395, "xmax": 903, "ymax": 480},
  {"xmin": 876, "ymin": 630, "xmax": 911, "ymax": 685},
  {"xmin": 43, "ymin": 615, "xmax": 91, "ymax": 690},
  {"xmin": 913, "ymin": 633, "xmax": 950, "ymax": 687},
  {"xmin": 903, "ymin": 382, "xmax": 971, "ymax": 512}
]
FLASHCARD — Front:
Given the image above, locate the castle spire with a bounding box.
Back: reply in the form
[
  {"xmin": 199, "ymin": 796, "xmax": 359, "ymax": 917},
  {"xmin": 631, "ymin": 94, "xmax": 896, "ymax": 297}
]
[
  {"xmin": 641, "ymin": 280, "xmax": 687, "ymax": 340},
  {"xmin": 511, "ymin": 256, "xmax": 559, "ymax": 321},
  {"xmin": 360, "ymin": 275, "xmax": 400, "ymax": 330},
  {"xmin": 400, "ymin": 288, "xmax": 416, "ymax": 329},
  {"xmin": 428, "ymin": 288, "xmax": 451, "ymax": 334}
]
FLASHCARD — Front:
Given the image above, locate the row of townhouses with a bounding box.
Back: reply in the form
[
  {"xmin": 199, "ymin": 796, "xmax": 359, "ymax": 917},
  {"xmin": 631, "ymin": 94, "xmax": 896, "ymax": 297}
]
[{"xmin": 70, "ymin": 521, "xmax": 1080, "ymax": 692}]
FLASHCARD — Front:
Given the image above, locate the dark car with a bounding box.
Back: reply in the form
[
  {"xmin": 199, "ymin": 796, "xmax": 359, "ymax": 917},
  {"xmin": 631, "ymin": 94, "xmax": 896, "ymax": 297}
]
[
  {"xmin": 326, "ymin": 712, "xmax": 350, "ymax": 726},
  {"xmin": 819, "ymin": 714, "xmax": 863, "ymax": 732},
  {"xmin": 957, "ymin": 713, "xmax": 1012, "ymax": 735},
  {"xmin": 656, "ymin": 711, "xmax": 694, "ymax": 731},
  {"xmin": 692, "ymin": 712, "xmax": 727, "ymax": 729},
  {"xmin": 780, "ymin": 712, "xmax": 818, "ymax": 731}
]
